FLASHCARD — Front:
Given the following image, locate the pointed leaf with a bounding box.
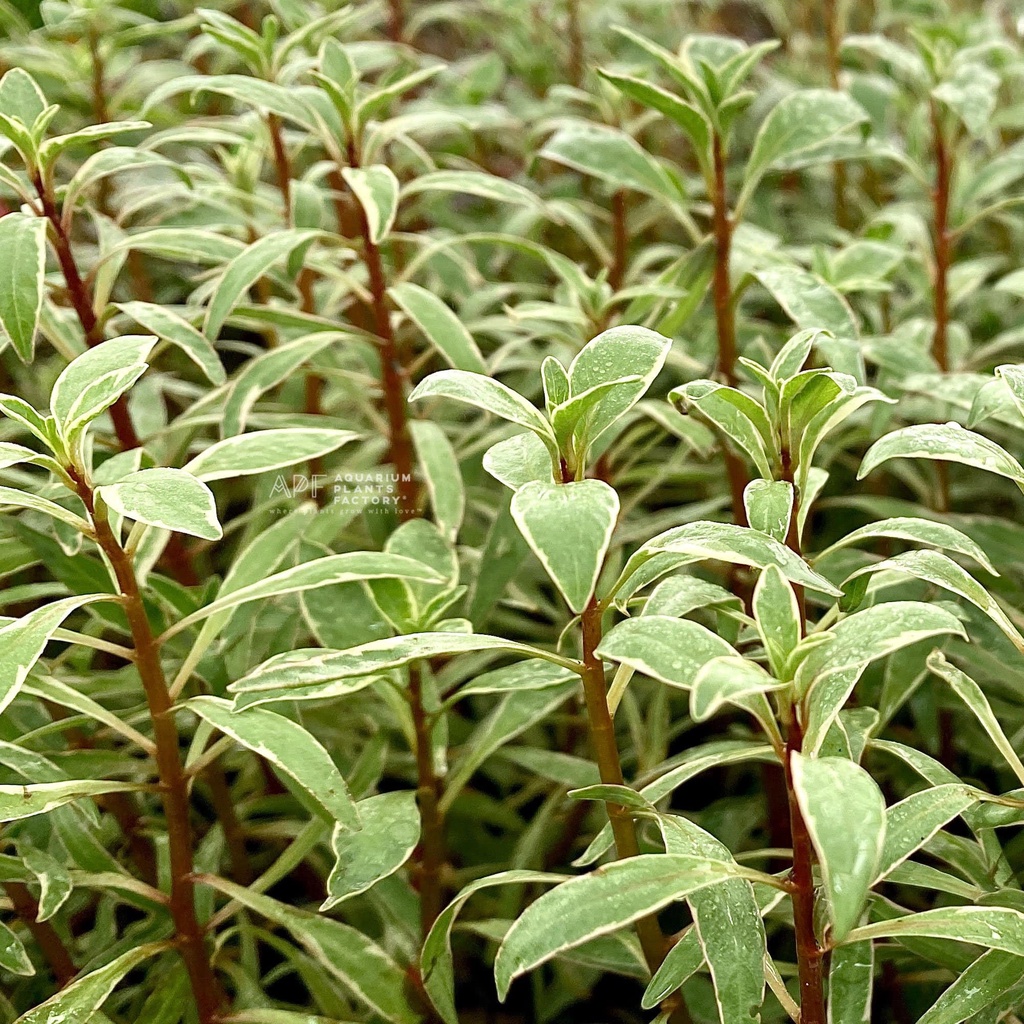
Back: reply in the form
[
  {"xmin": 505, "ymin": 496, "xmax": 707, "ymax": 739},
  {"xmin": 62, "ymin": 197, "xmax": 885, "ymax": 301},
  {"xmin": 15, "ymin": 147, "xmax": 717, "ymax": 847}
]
[
  {"xmin": 342, "ymin": 165, "xmax": 399, "ymax": 245},
  {"xmin": 204, "ymin": 230, "xmax": 318, "ymax": 340},
  {"xmin": 390, "ymin": 282, "xmax": 485, "ymax": 373},
  {"xmin": 184, "ymin": 428, "xmax": 357, "ymax": 481},
  {"xmin": 14, "ymin": 943, "xmax": 166, "ymax": 1024},
  {"xmin": 858, "ymin": 423, "xmax": 1024, "ymax": 489},
  {"xmin": 791, "ymin": 753, "xmax": 886, "ymax": 941},
  {"xmin": 114, "ymin": 301, "xmax": 224, "ymax": 384},
  {"xmin": 98, "ymin": 468, "xmax": 221, "ymax": 541},
  {"xmin": 410, "ymin": 369, "xmax": 555, "ymax": 443},
  {"xmin": 0, "ymin": 595, "xmax": 111, "ymax": 716},
  {"xmin": 322, "ymin": 791, "xmax": 419, "ymax": 908},
  {"xmin": 494, "ymin": 854, "xmax": 767, "ymax": 999},
  {"xmin": 0, "ymin": 213, "xmax": 46, "ymax": 362},
  {"xmin": 596, "ymin": 615, "xmax": 736, "ymax": 689},
  {"xmin": 511, "ymin": 479, "xmax": 618, "ymax": 613},
  {"xmin": 187, "ymin": 696, "xmax": 358, "ymax": 828}
]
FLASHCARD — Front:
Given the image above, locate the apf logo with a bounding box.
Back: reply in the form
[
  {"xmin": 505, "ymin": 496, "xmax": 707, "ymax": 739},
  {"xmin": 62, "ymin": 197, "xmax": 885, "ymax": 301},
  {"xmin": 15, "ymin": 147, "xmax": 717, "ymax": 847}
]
[{"xmin": 269, "ymin": 471, "xmax": 415, "ymax": 510}]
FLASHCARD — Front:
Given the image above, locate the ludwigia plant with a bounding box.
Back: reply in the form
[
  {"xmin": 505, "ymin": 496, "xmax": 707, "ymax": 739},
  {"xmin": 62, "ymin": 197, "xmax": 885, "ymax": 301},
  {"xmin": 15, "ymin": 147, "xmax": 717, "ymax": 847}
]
[{"xmin": 4, "ymin": 2, "xmax": 1024, "ymax": 1024}]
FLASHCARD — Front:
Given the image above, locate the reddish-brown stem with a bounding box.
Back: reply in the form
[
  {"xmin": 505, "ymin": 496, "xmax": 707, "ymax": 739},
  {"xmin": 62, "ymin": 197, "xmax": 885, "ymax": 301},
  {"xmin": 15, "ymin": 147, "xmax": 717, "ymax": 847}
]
[
  {"xmin": 266, "ymin": 114, "xmax": 292, "ymax": 226},
  {"xmin": 3, "ymin": 881, "xmax": 77, "ymax": 987},
  {"xmin": 779, "ymin": 453, "xmax": 826, "ymax": 1024},
  {"xmin": 930, "ymin": 99, "xmax": 952, "ymax": 374},
  {"xmin": 268, "ymin": 116, "xmax": 326, "ymax": 490},
  {"xmin": 70, "ymin": 470, "xmax": 225, "ymax": 1024},
  {"xmin": 579, "ymin": 603, "xmax": 666, "ymax": 967},
  {"xmin": 711, "ymin": 135, "xmax": 737, "ymax": 386},
  {"xmin": 784, "ymin": 716, "xmax": 826, "ymax": 1024},
  {"xmin": 709, "ymin": 135, "xmax": 750, "ymax": 528},
  {"xmin": 930, "ymin": 101, "xmax": 957, "ymax": 763},
  {"xmin": 566, "ymin": 0, "xmax": 585, "ymax": 88},
  {"xmin": 205, "ymin": 762, "xmax": 253, "ymax": 886},
  {"xmin": 609, "ymin": 189, "xmax": 628, "ymax": 292},
  {"xmin": 387, "ymin": 0, "xmax": 404, "ymax": 41},
  {"xmin": 33, "ymin": 177, "xmax": 140, "ymax": 451},
  {"xmin": 409, "ymin": 666, "xmax": 445, "ymax": 937},
  {"xmin": 342, "ymin": 147, "xmax": 418, "ymax": 521}
]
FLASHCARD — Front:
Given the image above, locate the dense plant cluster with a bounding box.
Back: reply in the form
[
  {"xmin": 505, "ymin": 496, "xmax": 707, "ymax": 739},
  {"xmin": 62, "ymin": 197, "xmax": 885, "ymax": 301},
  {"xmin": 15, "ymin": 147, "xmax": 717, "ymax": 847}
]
[{"xmin": 4, "ymin": 1, "xmax": 1024, "ymax": 1022}]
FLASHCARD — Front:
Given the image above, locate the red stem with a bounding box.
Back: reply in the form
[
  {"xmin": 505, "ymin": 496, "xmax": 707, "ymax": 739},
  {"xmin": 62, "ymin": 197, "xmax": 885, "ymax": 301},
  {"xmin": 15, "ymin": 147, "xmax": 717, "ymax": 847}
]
[
  {"xmin": 71, "ymin": 470, "xmax": 226, "ymax": 1023},
  {"xmin": 930, "ymin": 99, "xmax": 952, "ymax": 374},
  {"xmin": 343, "ymin": 146, "xmax": 418, "ymax": 521},
  {"xmin": 709, "ymin": 134, "xmax": 750, "ymax": 528},
  {"xmin": 780, "ymin": 450, "xmax": 825, "ymax": 1024}
]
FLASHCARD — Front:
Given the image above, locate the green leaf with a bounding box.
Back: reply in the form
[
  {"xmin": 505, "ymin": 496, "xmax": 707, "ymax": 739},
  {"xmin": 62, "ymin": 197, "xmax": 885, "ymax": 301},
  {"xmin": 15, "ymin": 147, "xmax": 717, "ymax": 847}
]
[
  {"xmin": 197, "ymin": 876, "xmax": 419, "ymax": 1024},
  {"xmin": 656, "ymin": 816, "xmax": 766, "ymax": 1022},
  {"xmin": 933, "ymin": 62, "xmax": 999, "ymax": 138},
  {"xmin": 791, "ymin": 753, "xmax": 886, "ymax": 941},
  {"xmin": 0, "ymin": 485, "xmax": 90, "ymax": 530},
  {"xmin": 799, "ymin": 602, "xmax": 967, "ymax": 748},
  {"xmin": 741, "ymin": 89, "xmax": 867, "ymax": 205},
  {"xmin": 0, "ymin": 780, "xmax": 142, "ymax": 823},
  {"xmin": 743, "ymin": 479, "xmax": 793, "ymax": 544},
  {"xmin": 50, "ymin": 335, "xmax": 156, "ymax": 437},
  {"xmin": 168, "ymin": 552, "xmax": 444, "ymax": 639},
  {"xmin": 22, "ymin": 845, "xmax": 73, "ymax": 922},
  {"xmin": 828, "ymin": 939, "xmax": 874, "ymax": 1024},
  {"xmin": 186, "ymin": 696, "xmax": 359, "ymax": 828},
  {"xmin": 670, "ymin": 381, "xmax": 776, "ymax": 480},
  {"xmin": 927, "ymin": 652, "xmax": 1024, "ymax": 787},
  {"xmin": 597, "ymin": 72, "xmax": 712, "ymax": 177},
  {"xmin": 596, "ymin": 615, "xmax": 736, "ymax": 689},
  {"xmin": 64, "ymin": 148, "xmax": 186, "ymax": 216},
  {"xmin": 643, "ymin": 930, "xmax": 703, "ymax": 1009},
  {"xmin": 221, "ymin": 332, "xmax": 343, "ymax": 437},
  {"xmin": 815, "ymin": 516, "xmax": 998, "ymax": 575},
  {"xmin": 540, "ymin": 124, "xmax": 682, "ymax": 203},
  {"xmin": 0, "ymin": 213, "xmax": 46, "ymax": 362},
  {"xmin": 917, "ymin": 948, "xmax": 1024, "ymax": 1024},
  {"xmin": 845, "ymin": 906, "xmax": 1024, "ymax": 958},
  {"xmin": 184, "ymin": 428, "xmax": 357, "ymax": 481},
  {"xmin": 410, "ymin": 420, "xmax": 465, "ymax": 540},
  {"xmin": 422, "ymin": 871, "xmax": 567, "ymax": 1024},
  {"xmin": 229, "ymin": 632, "xmax": 578, "ymax": 709},
  {"xmin": 342, "ymin": 165, "xmax": 399, "ymax": 245},
  {"xmin": 858, "ymin": 423, "xmax": 1024, "ymax": 490},
  {"xmin": 510, "ymin": 479, "xmax": 618, "ymax": 613},
  {"xmin": 753, "ymin": 565, "xmax": 801, "ymax": 679},
  {"xmin": 567, "ymin": 326, "xmax": 671, "ymax": 447},
  {"xmin": 39, "ymin": 120, "xmax": 150, "ymax": 164},
  {"xmin": 0, "ymin": 68, "xmax": 47, "ymax": 127},
  {"xmin": 322, "ymin": 791, "xmax": 419, "ymax": 908},
  {"xmin": 876, "ymin": 784, "xmax": 978, "ymax": 881},
  {"xmin": 493, "ymin": 854, "xmax": 766, "ymax": 1000},
  {"xmin": 0, "ymin": 595, "xmax": 111, "ymax": 715},
  {"xmin": 754, "ymin": 266, "xmax": 859, "ymax": 343},
  {"xmin": 390, "ymin": 281, "xmax": 485, "ymax": 374},
  {"xmin": 402, "ymin": 170, "xmax": 542, "ymax": 210},
  {"xmin": 995, "ymin": 363, "xmax": 1024, "ymax": 420},
  {"xmin": 14, "ymin": 943, "xmax": 167, "ymax": 1024},
  {"xmin": 442, "ymin": 681, "xmax": 578, "ymax": 811},
  {"xmin": 204, "ymin": 230, "xmax": 318, "ymax": 340},
  {"xmin": 0, "ymin": 918, "xmax": 32, "ymax": 976},
  {"xmin": 410, "ymin": 369, "xmax": 555, "ymax": 443},
  {"xmin": 634, "ymin": 521, "xmax": 843, "ymax": 597},
  {"xmin": 114, "ymin": 301, "xmax": 224, "ymax": 384},
  {"xmin": 844, "ymin": 551, "xmax": 1022, "ymax": 651},
  {"xmin": 97, "ymin": 468, "xmax": 222, "ymax": 541},
  {"xmin": 690, "ymin": 655, "xmax": 785, "ymax": 723}
]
